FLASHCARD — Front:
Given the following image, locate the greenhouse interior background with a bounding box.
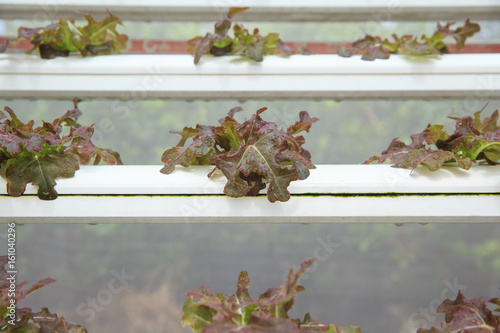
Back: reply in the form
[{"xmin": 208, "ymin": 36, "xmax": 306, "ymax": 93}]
[{"xmin": 0, "ymin": 3, "xmax": 499, "ymax": 333}]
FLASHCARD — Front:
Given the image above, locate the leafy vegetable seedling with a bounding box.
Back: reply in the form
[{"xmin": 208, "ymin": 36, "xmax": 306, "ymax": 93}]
[
  {"xmin": 0, "ymin": 105, "xmax": 122, "ymax": 200},
  {"xmin": 0, "ymin": 10, "xmax": 128, "ymax": 59},
  {"xmin": 365, "ymin": 107, "xmax": 500, "ymax": 171},
  {"xmin": 188, "ymin": 7, "xmax": 310, "ymax": 64},
  {"xmin": 417, "ymin": 291, "xmax": 500, "ymax": 333},
  {"xmin": 160, "ymin": 107, "xmax": 318, "ymax": 202},
  {"xmin": 339, "ymin": 19, "xmax": 480, "ymax": 61},
  {"xmin": 0, "ymin": 255, "xmax": 87, "ymax": 332},
  {"xmin": 181, "ymin": 258, "xmax": 362, "ymax": 333}
]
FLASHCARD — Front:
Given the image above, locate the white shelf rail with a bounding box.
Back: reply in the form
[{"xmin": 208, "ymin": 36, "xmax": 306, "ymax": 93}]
[
  {"xmin": 0, "ymin": 0, "xmax": 499, "ymax": 22},
  {"xmin": 0, "ymin": 165, "xmax": 498, "ymax": 223},
  {"xmin": 1, "ymin": 54, "xmax": 499, "ymax": 100}
]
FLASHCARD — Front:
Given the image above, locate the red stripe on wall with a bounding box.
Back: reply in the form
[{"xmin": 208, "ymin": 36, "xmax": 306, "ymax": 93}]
[{"xmin": 2, "ymin": 37, "xmax": 500, "ymax": 55}]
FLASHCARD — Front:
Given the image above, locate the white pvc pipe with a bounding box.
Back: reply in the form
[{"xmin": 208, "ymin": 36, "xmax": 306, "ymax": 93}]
[
  {"xmin": 0, "ymin": 165, "xmax": 499, "ymax": 223},
  {"xmin": 1, "ymin": 54, "xmax": 499, "ymax": 100},
  {"xmin": 0, "ymin": 0, "xmax": 498, "ymax": 21},
  {"xmin": 0, "ymin": 165, "xmax": 498, "ymax": 195}
]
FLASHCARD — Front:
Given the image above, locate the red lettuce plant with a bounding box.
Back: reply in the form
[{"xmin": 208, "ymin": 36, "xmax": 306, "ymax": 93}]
[
  {"xmin": 181, "ymin": 258, "xmax": 361, "ymax": 333},
  {"xmin": 0, "ymin": 105, "xmax": 122, "ymax": 200},
  {"xmin": 0, "ymin": 255, "xmax": 87, "ymax": 332},
  {"xmin": 417, "ymin": 291, "xmax": 500, "ymax": 333},
  {"xmin": 339, "ymin": 19, "xmax": 480, "ymax": 61},
  {"xmin": 188, "ymin": 7, "xmax": 310, "ymax": 64},
  {"xmin": 365, "ymin": 108, "xmax": 500, "ymax": 171},
  {"xmin": 0, "ymin": 10, "xmax": 128, "ymax": 59},
  {"xmin": 160, "ymin": 107, "xmax": 318, "ymax": 202}
]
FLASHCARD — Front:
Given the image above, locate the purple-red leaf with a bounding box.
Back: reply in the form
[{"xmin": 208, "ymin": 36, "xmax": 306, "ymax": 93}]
[
  {"xmin": 24, "ymin": 134, "xmax": 46, "ymax": 153},
  {"xmin": 10, "ymin": 11, "xmax": 127, "ymax": 59},
  {"xmin": 366, "ymin": 108, "xmax": 500, "ymax": 171},
  {"xmin": 16, "ymin": 277, "xmax": 57, "ymax": 304},
  {"xmin": 0, "ymin": 134, "xmax": 25, "ymax": 157},
  {"xmin": 186, "ymin": 285, "xmax": 212, "ymax": 299},
  {"xmin": 188, "ymin": 7, "xmax": 306, "ymax": 64},
  {"xmin": 341, "ymin": 20, "xmax": 480, "ymax": 61},
  {"xmin": 97, "ymin": 148, "xmax": 122, "ymax": 165},
  {"xmin": 0, "ymin": 39, "xmax": 9, "ymax": 53},
  {"xmin": 191, "ymin": 33, "xmax": 215, "ymax": 64},
  {"xmin": 0, "ymin": 106, "xmax": 122, "ymax": 200},
  {"xmin": 417, "ymin": 291, "xmax": 500, "ymax": 333},
  {"xmin": 31, "ymin": 307, "xmax": 88, "ymax": 332},
  {"xmin": 61, "ymin": 107, "xmax": 83, "ymax": 120},
  {"xmin": 161, "ymin": 108, "xmax": 317, "ymax": 202},
  {"xmin": 18, "ymin": 26, "xmax": 42, "ymax": 39},
  {"xmin": 287, "ymin": 111, "xmax": 320, "ymax": 135},
  {"xmin": 160, "ymin": 125, "xmax": 215, "ymax": 174},
  {"xmin": 219, "ymin": 106, "xmax": 244, "ymax": 124},
  {"xmin": 0, "ymin": 257, "xmax": 86, "ymax": 332},
  {"xmin": 339, "ymin": 35, "xmax": 394, "ymax": 61},
  {"xmin": 437, "ymin": 19, "xmax": 480, "ymax": 50},
  {"xmin": 181, "ymin": 259, "xmax": 359, "ymax": 333},
  {"xmin": 215, "ymin": 110, "xmax": 316, "ymax": 202}
]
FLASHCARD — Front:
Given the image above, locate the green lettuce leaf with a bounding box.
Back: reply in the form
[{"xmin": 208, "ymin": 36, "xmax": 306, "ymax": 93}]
[{"xmin": 5, "ymin": 153, "xmax": 79, "ymax": 200}]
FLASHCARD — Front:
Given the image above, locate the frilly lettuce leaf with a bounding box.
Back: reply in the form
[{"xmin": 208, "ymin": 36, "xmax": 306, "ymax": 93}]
[
  {"xmin": 0, "ymin": 40, "xmax": 9, "ymax": 53},
  {"xmin": 0, "ymin": 10, "xmax": 128, "ymax": 59},
  {"xmin": 188, "ymin": 7, "xmax": 310, "ymax": 64},
  {"xmin": 0, "ymin": 105, "xmax": 122, "ymax": 200},
  {"xmin": 181, "ymin": 258, "xmax": 361, "ymax": 333},
  {"xmin": 339, "ymin": 19, "xmax": 480, "ymax": 61},
  {"xmin": 160, "ymin": 107, "xmax": 318, "ymax": 202},
  {"xmin": 160, "ymin": 125, "xmax": 215, "ymax": 175},
  {"xmin": 4, "ymin": 153, "xmax": 79, "ymax": 200},
  {"xmin": 365, "ymin": 107, "xmax": 500, "ymax": 171},
  {"xmin": 417, "ymin": 291, "xmax": 500, "ymax": 333},
  {"xmin": 0, "ymin": 256, "xmax": 87, "ymax": 332}
]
